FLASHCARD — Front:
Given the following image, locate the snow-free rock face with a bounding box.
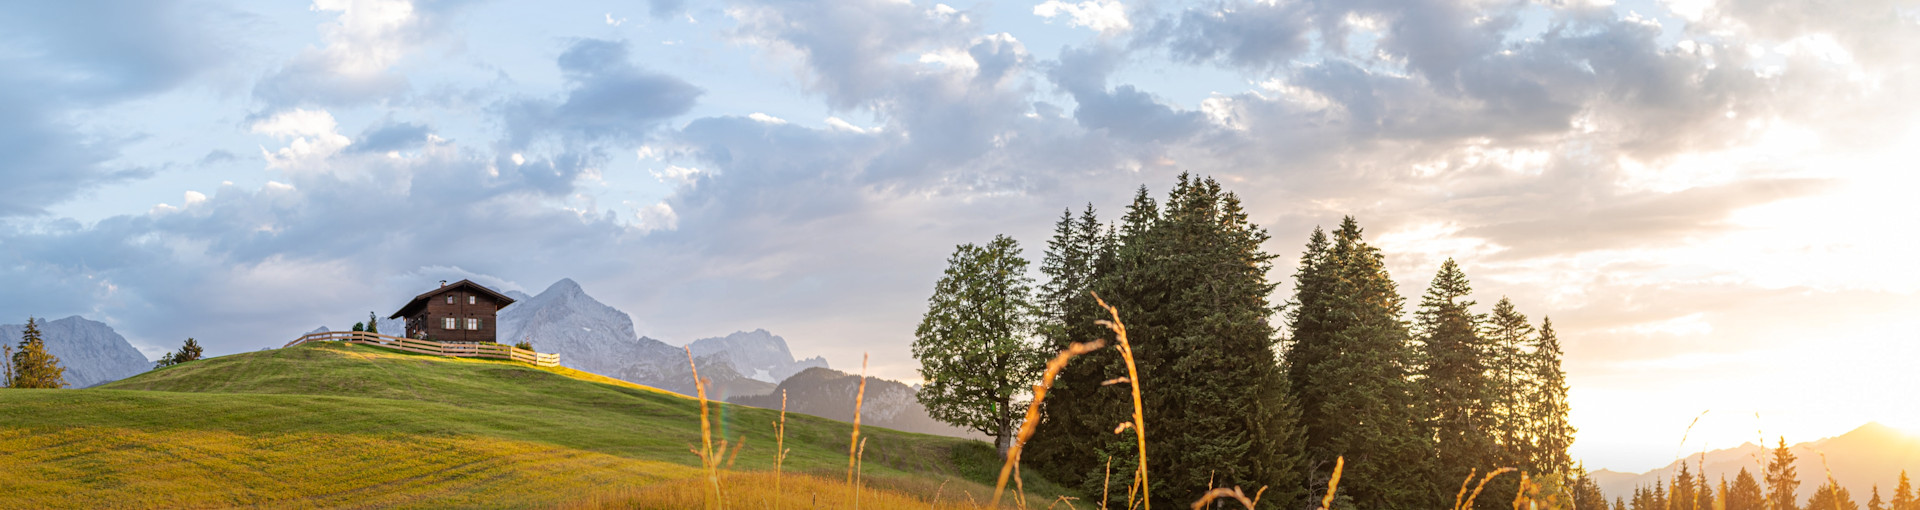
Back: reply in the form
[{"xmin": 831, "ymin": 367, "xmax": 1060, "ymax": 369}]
[
  {"xmin": 0, "ymin": 316, "xmax": 151, "ymax": 388},
  {"xmin": 687, "ymin": 329, "xmax": 830, "ymax": 383},
  {"xmin": 492, "ymin": 278, "xmax": 776, "ymax": 399}
]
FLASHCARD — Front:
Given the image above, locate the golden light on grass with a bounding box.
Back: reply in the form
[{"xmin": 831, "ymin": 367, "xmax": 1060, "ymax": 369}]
[
  {"xmin": 1093, "ymin": 292, "xmax": 1151, "ymax": 510},
  {"xmin": 992, "ymin": 338, "xmax": 1108, "ymax": 507}
]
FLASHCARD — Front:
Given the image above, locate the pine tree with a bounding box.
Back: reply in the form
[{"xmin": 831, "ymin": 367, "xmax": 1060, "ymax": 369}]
[
  {"xmin": 1026, "ymin": 206, "xmax": 1114, "ymax": 487},
  {"xmin": 1892, "ymin": 471, "xmax": 1914, "ymax": 510},
  {"xmin": 1870, "ymin": 485, "xmax": 1886, "ymax": 510},
  {"xmin": 1532, "ymin": 316, "xmax": 1576, "ymax": 475},
  {"xmin": 10, "ymin": 317, "xmax": 68, "ymax": 389},
  {"xmin": 1485, "ymin": 296, "xmax": 1535, "ymax": 467},
  {"xmin": 1766, "ymin": 438, "xmax": 1802, "ymax": 510},
  {"xmin": 1730, "ymin": 468, "xmax": 1766, "ymax": 510},
  {"xmin": 1676, "ymin": 464, "xmax": 1700, "ymax": 510},
  {"xmin": 1284, "ymin": 216, "xmax": 1437, "ymax": 509},
  {"xmin": 1416, "ymin": 259, "xmax": 1499, "ymax": 506},
  {"xmin": 913, "ymin": 234, "xmax": 1044, "ymax": 458},
  {"xmin": 367, "ymin": 312, "xmax": 380, "ymax": 335},
  {"xmin": 1808, "ymin": 482, "xmax": 1860, "ymax": 510},
  {"xmin": 1573, "ymin": 469, "xmax": 1610, "ymax": 510}
]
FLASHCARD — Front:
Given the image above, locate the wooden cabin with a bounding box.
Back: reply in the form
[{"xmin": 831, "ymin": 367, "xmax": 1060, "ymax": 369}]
[{"xmin": 389, "ymin": 279, "xmax": 516, "ymax": 343}]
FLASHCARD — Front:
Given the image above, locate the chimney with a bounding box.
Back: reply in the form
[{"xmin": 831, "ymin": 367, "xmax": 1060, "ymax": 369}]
[{"xmin": 440, "ymin": 280, "xmax": 447, "ymax": 287}]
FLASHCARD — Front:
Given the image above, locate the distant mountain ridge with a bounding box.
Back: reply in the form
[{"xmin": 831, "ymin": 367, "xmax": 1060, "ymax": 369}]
[
  {"xmin": 0, "ymin": 316, "xmax": 151, "ymax": 388},
  {"xmin": 730, "ymin": 367, "xmax": 979, "ymax": 439},
  {"xmin": 1592, "ymin": 422, "xmax": 1920, "ymax": 505}
]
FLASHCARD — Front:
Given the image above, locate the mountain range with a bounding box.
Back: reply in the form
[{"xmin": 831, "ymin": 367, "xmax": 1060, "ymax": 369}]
[
  {"xmin": 0, "ymin": 316, "xmax": 151, "ymax": 388},
  {"xmin": 730, "ymin": 367, "xmax": 979, "ymax": 439},
  {"xmin": 1591, "ymin": 422, "xmax": 1920, "ymax": 505}
]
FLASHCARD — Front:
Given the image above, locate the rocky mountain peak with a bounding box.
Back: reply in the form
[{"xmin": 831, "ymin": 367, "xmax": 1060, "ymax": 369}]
[{"xmin": 0, "ymin": 316, "xmax": 151, "ymax": 388}]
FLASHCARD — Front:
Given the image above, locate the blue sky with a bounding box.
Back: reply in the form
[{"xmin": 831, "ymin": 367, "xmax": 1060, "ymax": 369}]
[{"xmin": 4, "ymin": 0, "xmax": 1919, "ymax": 472}]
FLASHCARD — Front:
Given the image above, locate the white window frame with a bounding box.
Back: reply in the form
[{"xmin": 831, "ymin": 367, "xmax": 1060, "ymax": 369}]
[
  {"xmin": 468, "ymin": 295, "xmax": 476, "ymax": 305},
  {"xmin": 442, "ymin": 317, "xmax": 456, "ymax": 330},
  {"xmin": 446, "ymin": 295, "xmax": 454, "ymax": 304},
  {"xmin": 465, "ymin": 318, "xmax": 479, "ymax": 330}
]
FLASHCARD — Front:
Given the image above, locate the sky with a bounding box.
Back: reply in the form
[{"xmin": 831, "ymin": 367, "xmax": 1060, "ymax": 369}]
[{"xmin": 2, "ymin": 0, "xmax": 1918, "ymax": 473}]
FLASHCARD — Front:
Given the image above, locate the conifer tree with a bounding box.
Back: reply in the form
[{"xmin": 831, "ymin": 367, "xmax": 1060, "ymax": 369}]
[
  {"xmin": 1416, "ymin": 259, "xmax": 1499, "ymax": 504},
  {"xmin": 1699, "ymin": 472, "xmax": 1718, "ymax": 510},
  {"xmin": 1284, "ymin": 216, "xmax": 1436, "ymax": 509},
  {"xmin": 913, "ymin": 234, "xmax": 1043, "ymax": 457},
  {"xmin": 1676, "ymin": 464, "xmax": 1700, "ymax": 510},
  {"xmin": 367, "ymin": 312, "xmax": 380, "ymax": 335},
  {"xmin": 1026, "ymin": 205, "xmax": 1115, "ymax": 486},
  {"xmin": 1532, "ymin": 316, "xmax": 1576, "ymax": 475},
  {"xmin": 1871, "ymin": 485, "xmax": 1886, "ymax": 510},
  {"xmin": 1726, "ymin": 476, "xmax": 1736, "ymax": 510},
  {"xmin": 10, "ymin": 317, "xmax": 68, "ymax": 389},
  {"xmin": 1808, "ymin": 482, "xmax": 1860, "ymax": 510},
  {"xmin": 1730, "ymin": 468, "xmax": 1766, "ymax": 510},
  {"xmin": 1573, "ymin": 470, "xmax": 1609, "ymax": 510},
  {"xmin": 1766, "ymin": 438, "xmax": 1802, "ymax": 510},
  {"xmin": 1485, "ymin": 296, "xmax": 1535, "ymax": 465},
  {"xmin": 1893, "ymin": 471, "xmax": 1914, "ymax": 510}
]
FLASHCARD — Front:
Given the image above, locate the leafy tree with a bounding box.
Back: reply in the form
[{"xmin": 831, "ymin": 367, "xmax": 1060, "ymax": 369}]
[
  {"xmin": 1416, "ymin": 259, "xmax": 1499, "ymax": 504},
  {"xmin": 1729, "ymin": 467, "xmax": 1766, "ymax": 510},
  {"xmin": 912, "ymin": 234, "xmax": 1043, "ymax": 458},
  {"xmin": 10, "ymin": 317, "xmax": 68, "ymax": 389},
  {"xmin": 514, "ymin": 341, "xmax": 534, "ymax": 351},
  {"xmin": 1766, "ymin": 437, "xmax": 1802, "ymax": 510},
  {"xmin": 1893, "ymin": 472, "xmax": 1915, "ymax": 510},
  {"xmin": 155, "ymin": 352, "xmax": 175, "ymax": 368},
  {"xmin": 1808, "ymin": 482, "xmax": 1860, "ymax": 510},
  {"xmin": 1284, "ymin": 217, "xmax": 1436, "ymax": 509},
  {"xmin": 352, "ymin": 322, "xmax": 365, "ymax": 332}
]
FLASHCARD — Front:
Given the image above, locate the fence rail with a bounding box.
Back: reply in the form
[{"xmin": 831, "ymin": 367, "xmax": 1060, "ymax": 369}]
[{"xmin": 283, "ymin": 330, "xmax": 560, "ymax": 367}]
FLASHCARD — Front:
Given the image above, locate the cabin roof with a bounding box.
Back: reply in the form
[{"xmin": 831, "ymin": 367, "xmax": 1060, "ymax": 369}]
[{"xmin": 388, "ymin": 279, "xmax": 517, "ymax": 319}]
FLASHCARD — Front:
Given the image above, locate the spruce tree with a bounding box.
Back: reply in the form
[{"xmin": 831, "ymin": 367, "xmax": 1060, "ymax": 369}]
[
  {"xmin": 367, "ymin": 312, "xmax": 380, "ymax": 335},
  {"xmin": 1485, "ymin": 296, "xmax": 1535, "ymax": 467},
  {"xmin": 1675, "ymin": 464, "xmax": 1699, "ymax": 510},
  {"xmin": 1730, "ymin": 467, "xmax": 1766, "ymax": 510},
  {"xmin": 1532, "ymin": 316, "xmax": 1576, "ymax": 475},
  {"xmin": 1871, "ymin": 485, "xmax": 1886, "ymax": 510},
  {"xmin": 11, "ymin": 317, "xmax": 68, "ymax": 389},
  {"xmin": 1808, "ymin": 482, "xmax": 1860, "ymax": 510},
  {"xmin": 1284, "ymin": 216, "xmax": 1436, "ymax": 509},
  {"xmin": 1892, "ymin": 471, "xmax": 1914, "ymax": 510},
  {"xmin": 1699, "ymin": 472, "xmax": 1717, "ymax": 510},
  {"xmin": 1766, "ymin": 437, "xmax": 1802, "ymax": 510},
  {"xmin": 1416, "ymin": 259, "xmax": 1499, "ymax": 506},
  {"xmin": 1573, "ymin": 469, "xmax": 1610, "ymax": 510},
  {"xmin": 913, "ymin": 234, "xmax": 1044, "ymax": 458}
]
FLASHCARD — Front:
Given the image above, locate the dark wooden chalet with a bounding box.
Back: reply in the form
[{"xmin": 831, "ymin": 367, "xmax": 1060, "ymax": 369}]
[{"xmin": 389, "ymin": 279, "xmax": 516, "ymax": 342}]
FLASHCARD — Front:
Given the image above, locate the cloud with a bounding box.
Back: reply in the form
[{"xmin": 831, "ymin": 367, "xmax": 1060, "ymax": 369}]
[
  {"xmin": 252, "ymin": 0, "xmax": 477, "ymax": 109},
  {"xmin": 348, "ymin": 121, "xmax": 433, "ymax": 154},
  {"xmin": 1034, "ymin": 0, "xmax": 1132, "ymax": 34},
  {"xmin": 499, "ymin": 38, "xmax": 702, "ymax": 149}
]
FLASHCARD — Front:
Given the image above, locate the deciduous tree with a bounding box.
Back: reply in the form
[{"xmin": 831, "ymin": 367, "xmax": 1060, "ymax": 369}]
[{"xmin": 912, "ymin": 234, "xmax": 1043, "ymax": 458}]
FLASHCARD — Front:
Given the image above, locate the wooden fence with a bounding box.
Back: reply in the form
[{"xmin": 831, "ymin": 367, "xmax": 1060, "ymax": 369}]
[{"xmin": 283, "ymin": 330, "xmax": 561, "ymax": 367}]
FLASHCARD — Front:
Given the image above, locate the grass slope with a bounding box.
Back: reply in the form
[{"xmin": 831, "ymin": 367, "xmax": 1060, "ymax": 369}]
[{"xmin": 0, "ymin": 342, "xmax": 1064, "ymax": 509}]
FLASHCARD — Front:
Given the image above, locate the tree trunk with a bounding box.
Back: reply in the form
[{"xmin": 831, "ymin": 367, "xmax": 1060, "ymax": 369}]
[{"xmin": 995, "ymin": 420, "xmax": 1014, "ymax": 459}]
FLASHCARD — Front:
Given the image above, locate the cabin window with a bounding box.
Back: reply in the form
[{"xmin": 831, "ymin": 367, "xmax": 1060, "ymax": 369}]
[
  {"xmin": 465, "ymin": 318, "xmax": 479, "ymax": 330},
  {"xmin": 443, "ymin": 317, "xmax": 456, "ymax": 330},
  {"xmin": 468, "ymin": 295, "xmax": 476, "ymax": 305},
  {"xmin": 446, "ymin": 295, "xmax": 454, "ymax": 304}
]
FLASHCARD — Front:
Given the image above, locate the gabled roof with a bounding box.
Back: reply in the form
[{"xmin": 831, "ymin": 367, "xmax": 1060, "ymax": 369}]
[{"xmin": 389, "ymin": 279, "xmax": 517, "ymax": 318}]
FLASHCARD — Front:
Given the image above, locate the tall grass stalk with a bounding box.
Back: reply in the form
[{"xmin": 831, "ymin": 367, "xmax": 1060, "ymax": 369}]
[
  {"xmin": 850, "ymin": 353, "xmax": 869, "ymax": 485},
  {"xmin": 1092, "ymin": 292, "xmax": 1150, "ymax": 510},
  {"xmin": 776, "ymin": 389, "xmax": 788, "ymax": 510},
  {"xmin": 1455, "ymin": 467, "xmax": 1516, "ymax": 510},
  {"xmin": 992, "ymin": 339, "xmax": 1108, "ymax": 506},
  {"xmin": 1318, "ymin": 456, "xmax": 1344, "ymax": 510},
  {"xmin": 685, "ymin": 346, "xmax": 722, "ymax": 510}
]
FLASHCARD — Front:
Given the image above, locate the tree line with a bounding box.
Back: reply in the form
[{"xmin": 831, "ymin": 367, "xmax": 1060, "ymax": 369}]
[
  {"xmin": 1620, "ymin": 438, "xmax": 1920, "ymax": 510},
  {"xmin": 912, "ymin": 174, "xmax": 1578, "ymax": 509},
  {"xmin": 3, "ymin": 316, "xmax": 208, "ymax": 389}
]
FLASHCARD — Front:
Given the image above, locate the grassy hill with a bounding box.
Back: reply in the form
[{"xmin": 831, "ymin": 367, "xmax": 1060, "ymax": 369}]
[{"xmin": 0, "ymin": 342, "xmax": 1062, "ymax": 509}]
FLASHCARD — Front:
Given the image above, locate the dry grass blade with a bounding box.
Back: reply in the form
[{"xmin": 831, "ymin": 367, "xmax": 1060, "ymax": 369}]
[
  {"xmin": 1102, "ymin": 456, "xmax": 1113, "ymax": 510},
  {"xmin": 775, "ymin": 389, "xmax": 788, "ymax": 510},
  {"xmin": 1092, "ymin": 291, "xmax": 1150, "ymax": 510},
  {"xmin": 854, "ymin": 436, "xmax": 868, "ymax": 510},
  {"xmin": 1102, "ymin": 377, "xmax": 1130, "ymax": 386},
  {"xmin": 727, "ymin": 435, "xmax": 746, "ymax": 469},
  {"xmin": 1509, "ymin": 471, "xmax": 1530, "ymax": 510},
  {"xmin": 1319, "ymin": 456, "xmax": 1344, "ymax": 510},
  {"xmin": 1189, "ymin": 487, "xmax": 1255, "ymax": 510},
  {"xmin": 1455, "ymin": 468, "xmax": 1477, "ymax": 510},
  {"xmin": 685, "ymin": 346, "xmax": 722, "ymax": 510},
  {"xmin": 1457, "ymin": 467, "xmax": 1516, "ymax": 510},
  {"xmin": 848, "ymin": 353, "xmax": 868, "ymax": 485},
  {"xmin": 991, "ymin": 339, "xmax": 1108, "ymax": 507},
  {"xmin": 1049, "ymin": 495, "xmax": 1081, "ymax": 510}
]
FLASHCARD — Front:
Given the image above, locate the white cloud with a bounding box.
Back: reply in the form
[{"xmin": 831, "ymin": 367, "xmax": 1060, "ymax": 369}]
[
  {"xmin": 1034, "ymin": 0, "xmax": 1131, "ymax": 33},
  {"xmin": 747, "ymin": 112, "xmax": 788, "ymax": 124},
  {"xmin": 251, "ymin": 109, "xmax": 352, "ymax": 169},
  {"xmin": 636, "ymin": 201, "xmax": 679, "ymax": 232}
]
